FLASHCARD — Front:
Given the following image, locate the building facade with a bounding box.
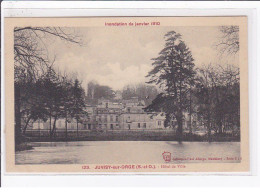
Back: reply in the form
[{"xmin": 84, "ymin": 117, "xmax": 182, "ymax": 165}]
[
  {"xmin": 94, "ymin": 99, "xmax": 122, "ymax": 130},
  {"xmin": 119, "ymin": 98, "xmax": 165, "ymax": 130},
  {"xmin": 30, "ymin": 98, "xmax": 166, "ymax": 131}
]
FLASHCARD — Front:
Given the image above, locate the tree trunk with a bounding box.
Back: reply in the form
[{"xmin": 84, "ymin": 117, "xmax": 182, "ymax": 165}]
[
  {"xmin": 189, "ymin": 86, "xmax": 192, "ymax": 134},
  {"xmin": 22, "ymin": 116, "xmax": 32, "ymax": 135},
  {"xmin": 176, "ymin": 113, "xmax": 183, "ymax": 143},
  {"xmin": 65, "ymin": 113, "xmax": 68, "ymax": 141},
  {"xmin": 206, "ymin": 89, "xmax": 212, "ymax": 142},
  {"xmin": 49, "ymin": 113, "xmax": 52, "ymax": 139},
  {"xmin": 207, "ymin": 115, "xmax": 211, "ymax": 142},
  {"xmin": 15, "ymin": 84, "xmax": 22, "ymax": 145},
  {"xmin": 215, "ymin": 86, "xmax": 223, "ymax": 134},
  {"xmin": 218, "ymin": 120, "xmax": 223, "ymax": 134},
  {"xmin": 76, "ymin": 118, "xmax": 79, "ymax": 140},
  {"xmin": 51, "ymin": 116, "xmax": 57, "ymax": 140}
]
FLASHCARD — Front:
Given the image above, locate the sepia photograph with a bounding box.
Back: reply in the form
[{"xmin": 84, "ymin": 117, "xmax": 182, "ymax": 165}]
[{"xmin": 4, "ymin": 17, "xmax": 249, "ymax": 172}]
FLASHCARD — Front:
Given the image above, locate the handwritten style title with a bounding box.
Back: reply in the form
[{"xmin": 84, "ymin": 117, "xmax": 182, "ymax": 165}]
[{"xmin": 105, "ymin": 22, "xmax": 160, "ymax": 27}]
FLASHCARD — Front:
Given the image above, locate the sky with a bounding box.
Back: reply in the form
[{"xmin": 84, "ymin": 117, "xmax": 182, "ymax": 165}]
[{"xmin": 45, "ymin": 26, "xmax": 238, "ymax": 91}]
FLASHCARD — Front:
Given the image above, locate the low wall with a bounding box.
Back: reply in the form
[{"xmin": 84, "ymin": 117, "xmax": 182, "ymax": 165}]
[{"xmin": 24, "ymin": 129, "xmax": 240, "ymax": 142}]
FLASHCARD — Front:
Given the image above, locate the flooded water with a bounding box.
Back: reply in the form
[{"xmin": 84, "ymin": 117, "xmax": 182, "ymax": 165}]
[{"xmin": 15, "ymin": 141, "xmax": 240, "ymax": 164}]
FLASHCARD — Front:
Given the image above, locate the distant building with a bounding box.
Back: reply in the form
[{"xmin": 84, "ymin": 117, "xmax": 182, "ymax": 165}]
[
  {"xmin": 95, "ymin": 98, "xmax": 122, "ymax": 130},
  {"xmin": 120, "ymin": 98, "xmax": 165, "ymax": 130},
  {"xmin": 84, "ymin": 104, "xmax": 97, "ymax": 130},
  {"xmin": 114, "ymin": 90, "xmax": 122, "ymax": 100},
  {"xmin": 30, "ymin": 97, "xmax": 166, "ymax": 131}
]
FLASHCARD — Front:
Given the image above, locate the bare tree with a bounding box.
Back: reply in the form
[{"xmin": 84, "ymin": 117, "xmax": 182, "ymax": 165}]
[
  {"xmin": 14, "ymin": 27, "xmax": 82, "ymax": 80},
  {"xmin": 195, "ymin": 65, "xmax": 216, "ymax": 141},
  {"xmin": 14, "ymin": 27, "xmax": 82, "ymax": 145},
  {"xmin": 196, "ymin": 63, "xmax": 240, "ymax": 141},
  {"xmin": 216, "ymin": 26, "xmax": 239, "ymax": 56}
]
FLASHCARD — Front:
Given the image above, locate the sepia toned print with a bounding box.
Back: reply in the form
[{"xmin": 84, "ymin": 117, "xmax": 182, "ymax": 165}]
[{"xmin": 5, "ymin": 17, "xmax": 249, "ymax": 173}]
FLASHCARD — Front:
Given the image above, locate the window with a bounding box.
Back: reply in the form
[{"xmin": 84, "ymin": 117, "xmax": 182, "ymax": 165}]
[
  {"xmin": 138, "ymin": 123, "xmax": 141, "ymax": 128},
  {"xmin": 106, "ymin": 103, "xmax": 108, "ymax": 108},
  {"xmin": 110, "ymin": 124, "xmax": 113, "ymax": 129},
  {"xmin": 143, "ymin": 123, "xmax": 146, "ymax": 128},
  {"xmin": 110, "ymin": 115, "xmax": 113, "ymax": 122},
  {"xmin": 99, "ymin": 124, "xmax": 102, "ymax": 129},
  {"xmin": 84, "ymin": 124, "xmax": 87, "ymax": 129},
  {"xmin": 127, "ymin": 107, "xmax": 131, "ymax": 113},
  {"xmin": 99, "ymin": 115, "xmax": 102, "ymax": 122},
  {"xmin": 158, "ymin": 121, "xmax": 161, "ymax": 126},
  {"xmin": 104, "ymin": 115, "xmax": 107, "ymax": 122},
  {"xmin": 116, "ymin": 116, "xmax": 119, "ymax": 122}
]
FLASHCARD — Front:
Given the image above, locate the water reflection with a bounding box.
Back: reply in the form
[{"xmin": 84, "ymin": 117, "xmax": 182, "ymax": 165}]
[{"xmin": 15, "ymin": 141, "xmax": 240, "ymax": 165}]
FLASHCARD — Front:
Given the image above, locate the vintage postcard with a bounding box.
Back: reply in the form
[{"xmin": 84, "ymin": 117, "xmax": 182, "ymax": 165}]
[{"xmin": 4, "ymin": 17, "xmax": 249, "ymax": 173}]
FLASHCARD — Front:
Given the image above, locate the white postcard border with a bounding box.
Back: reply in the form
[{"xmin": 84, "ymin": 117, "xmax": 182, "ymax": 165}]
[{"xmin": 1, "ymin": 1, "xmax": 259, "ymax": 187}]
